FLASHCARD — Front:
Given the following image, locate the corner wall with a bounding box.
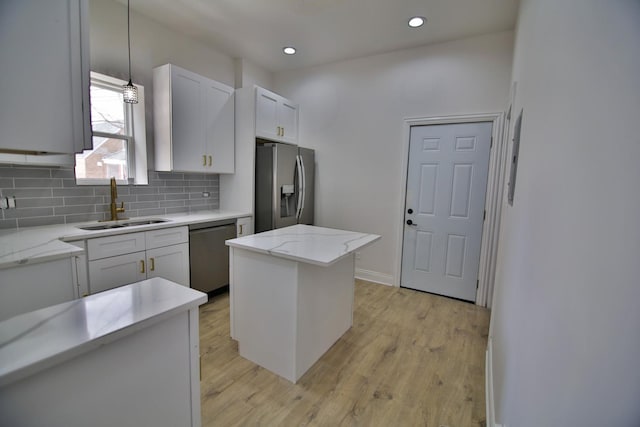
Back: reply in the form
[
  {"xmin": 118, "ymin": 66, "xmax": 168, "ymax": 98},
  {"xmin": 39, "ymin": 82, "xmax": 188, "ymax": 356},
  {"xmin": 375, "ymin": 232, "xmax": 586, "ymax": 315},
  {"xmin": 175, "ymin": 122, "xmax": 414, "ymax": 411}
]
[
  {"xmin": 490, "ymin": 0, "xmax": 640, "ymax": 425},
  {"xmin": 273, "ymin": 31, "xmax": 514, "ymax": 285}
]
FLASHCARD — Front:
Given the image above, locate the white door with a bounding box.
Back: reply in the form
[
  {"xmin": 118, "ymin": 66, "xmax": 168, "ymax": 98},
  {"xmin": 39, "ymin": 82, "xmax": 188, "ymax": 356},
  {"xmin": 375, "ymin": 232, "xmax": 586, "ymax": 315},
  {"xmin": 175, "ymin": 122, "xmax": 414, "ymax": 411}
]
[
  {"xmin": 278, "ymin": 99, "xmax": 298, "ymax": 145},
  {"xmin": 255, "ymin": 88, "xmax": 280, "ymax": 141},
  {"xmin": 88, "ymin": 251, "xmax": 147, "ymax": 294},
  {"xmin": 401, "ymin": 122, "xmax": 492, "ymax": 301},
  {"xmin": 204, "ymin": 80, "xmax": 235, "ymax": 173},
  {"xmin": 171, "ymin": 69, "xmax": 204, "ymax": 172},
  {"xmin": 147, "ymin": 243, "xmax": 190, "ymax": 287}
]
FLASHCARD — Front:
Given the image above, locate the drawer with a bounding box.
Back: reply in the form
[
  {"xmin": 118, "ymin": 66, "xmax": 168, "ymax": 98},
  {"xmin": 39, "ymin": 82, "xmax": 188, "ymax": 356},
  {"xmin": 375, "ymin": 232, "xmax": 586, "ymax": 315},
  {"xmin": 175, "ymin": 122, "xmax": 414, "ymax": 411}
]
[
  {"xmin": 87, "ymin": 232, "xmax": 145, "ymax": 261},
  {"xmin": 145, "ymin": 226, "xmax": 188, "ymax": 249}
]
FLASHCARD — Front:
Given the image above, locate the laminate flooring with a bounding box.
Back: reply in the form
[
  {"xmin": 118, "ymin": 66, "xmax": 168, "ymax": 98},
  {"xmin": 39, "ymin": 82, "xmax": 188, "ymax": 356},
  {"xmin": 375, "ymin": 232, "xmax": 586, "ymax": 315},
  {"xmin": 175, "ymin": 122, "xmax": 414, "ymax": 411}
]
[{"xmin": 199, "ymin": 279, "xmax": 490, "ymax": 427}]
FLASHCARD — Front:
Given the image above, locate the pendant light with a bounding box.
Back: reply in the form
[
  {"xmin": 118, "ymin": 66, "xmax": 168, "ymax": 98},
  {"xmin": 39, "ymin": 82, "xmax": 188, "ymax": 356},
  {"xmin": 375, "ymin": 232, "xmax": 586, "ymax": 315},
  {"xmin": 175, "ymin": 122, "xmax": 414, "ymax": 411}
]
[{"xmin": 123, "ymin": 0, "xmax": 138, "ymax": 104}]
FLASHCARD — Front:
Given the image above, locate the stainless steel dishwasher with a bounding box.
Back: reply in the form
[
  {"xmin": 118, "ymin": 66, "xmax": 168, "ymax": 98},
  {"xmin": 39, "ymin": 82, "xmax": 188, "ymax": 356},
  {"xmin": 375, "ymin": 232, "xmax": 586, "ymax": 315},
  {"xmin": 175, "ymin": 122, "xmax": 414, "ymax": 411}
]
[{"xmin": 188, "ymin": 220, "xmax": 237, "ymax": 293}]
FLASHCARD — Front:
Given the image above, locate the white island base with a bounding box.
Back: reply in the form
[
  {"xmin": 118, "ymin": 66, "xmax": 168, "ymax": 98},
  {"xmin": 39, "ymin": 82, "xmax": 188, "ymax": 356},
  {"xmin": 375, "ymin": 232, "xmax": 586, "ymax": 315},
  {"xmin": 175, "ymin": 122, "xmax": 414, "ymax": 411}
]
[
  {"xmin": 0, "ymin": 278, "xmax": 207, "ymax": 427},
  {"xmin": 227, "ymin": 225, "xmax": 380, "ymax": 383}
]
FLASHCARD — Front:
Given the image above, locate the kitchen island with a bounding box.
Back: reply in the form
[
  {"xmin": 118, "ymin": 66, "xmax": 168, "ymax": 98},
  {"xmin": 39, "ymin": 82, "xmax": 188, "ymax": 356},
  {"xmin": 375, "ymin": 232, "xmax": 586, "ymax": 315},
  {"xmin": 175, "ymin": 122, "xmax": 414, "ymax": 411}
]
[
  {"xmin": 0, "ymin": 278, "xmax": 207, "ymax": 427},
  {"xmin": 226, "ymin": 224, "xmax": 380, "ymax": 383}
]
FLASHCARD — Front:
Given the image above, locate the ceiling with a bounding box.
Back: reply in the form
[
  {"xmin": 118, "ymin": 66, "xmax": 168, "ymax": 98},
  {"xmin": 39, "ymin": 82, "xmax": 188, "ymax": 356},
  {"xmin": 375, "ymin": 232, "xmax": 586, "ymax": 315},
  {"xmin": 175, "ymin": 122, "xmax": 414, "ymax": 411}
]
[{"xmin": 126, "ymin": 0, "xmax": 519, "ymax": 72}]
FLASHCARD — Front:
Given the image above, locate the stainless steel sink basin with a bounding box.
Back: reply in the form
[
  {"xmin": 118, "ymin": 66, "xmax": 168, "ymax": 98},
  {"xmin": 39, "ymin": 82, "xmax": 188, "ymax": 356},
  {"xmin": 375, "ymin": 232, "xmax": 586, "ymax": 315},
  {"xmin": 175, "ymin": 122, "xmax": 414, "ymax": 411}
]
[
  {"xmin": 78, "ymin": 218, "xmax": 169, "ymax": 231},
  {"xmin": 121, "ymin": 219, "xmax": 169, "ymax": 226}
]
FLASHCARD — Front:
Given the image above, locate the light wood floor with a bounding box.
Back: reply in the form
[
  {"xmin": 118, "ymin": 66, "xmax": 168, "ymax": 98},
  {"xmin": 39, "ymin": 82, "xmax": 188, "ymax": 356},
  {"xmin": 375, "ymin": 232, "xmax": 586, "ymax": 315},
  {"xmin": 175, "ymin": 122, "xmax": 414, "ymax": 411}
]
[{"xmin": 199, "ymin": 280, "xmax": 490, "ymax": 426}]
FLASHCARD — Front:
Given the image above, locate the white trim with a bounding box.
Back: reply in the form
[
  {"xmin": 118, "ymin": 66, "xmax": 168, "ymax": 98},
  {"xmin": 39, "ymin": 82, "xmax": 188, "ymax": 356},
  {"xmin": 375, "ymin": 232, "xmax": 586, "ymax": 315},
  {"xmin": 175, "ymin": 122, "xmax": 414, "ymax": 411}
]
[
  {"xmin": 188, "ymin": 308, "xmax": 202, "ymax": 427},
  {"xmin": 355, "ymin": 268, "xmax": 394, "ymax": 287},
  {"xmin": 397, "ymin": 113, "xmax": 506, "ymax": 307},
  {"xmin": 486, "ymin": 337, "xmax": 497, "ymax": 427},
  {"xmin": 77, "ymin": 71, "xmax": 148, "ymax": 185}
]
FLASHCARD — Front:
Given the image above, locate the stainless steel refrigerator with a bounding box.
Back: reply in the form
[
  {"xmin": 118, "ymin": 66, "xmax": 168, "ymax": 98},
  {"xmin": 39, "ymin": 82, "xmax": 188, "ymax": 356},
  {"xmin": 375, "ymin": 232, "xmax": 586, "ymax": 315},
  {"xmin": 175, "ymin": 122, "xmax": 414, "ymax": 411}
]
[{"xmin": 255, "ymin": 141, "xmax": 314, "ymax": 232}]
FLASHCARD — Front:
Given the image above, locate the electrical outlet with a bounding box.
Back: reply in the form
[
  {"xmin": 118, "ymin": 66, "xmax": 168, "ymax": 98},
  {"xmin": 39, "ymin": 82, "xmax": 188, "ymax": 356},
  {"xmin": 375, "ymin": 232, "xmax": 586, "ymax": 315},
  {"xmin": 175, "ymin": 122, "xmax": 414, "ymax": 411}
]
[
  {"xmin": 0, "ymin": 197, "xmax": 8, "ymax": 210},
  {"xmin": 202, "ymin": 191, "xmax": 210, "ymax": 198},
  {"xmin": 8, "ymin": 196, "xmax": 16, "ymax": 208}
]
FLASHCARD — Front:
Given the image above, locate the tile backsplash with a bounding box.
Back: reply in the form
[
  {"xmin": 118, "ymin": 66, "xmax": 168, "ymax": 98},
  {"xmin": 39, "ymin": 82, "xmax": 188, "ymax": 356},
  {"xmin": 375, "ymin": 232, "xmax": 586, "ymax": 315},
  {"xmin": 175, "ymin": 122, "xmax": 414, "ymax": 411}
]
[{"xmin": 0, "ymin": 165, "xmax": 219, "ymax": 230}]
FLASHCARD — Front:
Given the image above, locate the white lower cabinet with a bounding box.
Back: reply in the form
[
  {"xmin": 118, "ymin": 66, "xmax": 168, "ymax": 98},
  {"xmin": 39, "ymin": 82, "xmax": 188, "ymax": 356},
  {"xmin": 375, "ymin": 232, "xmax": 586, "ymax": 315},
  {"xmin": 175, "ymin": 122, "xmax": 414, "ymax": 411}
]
[
  {"xmin": 0, "ymin": 258, "xmax": 76, "ymax": 321},
  {"xmin": 88, "ymin": 251, "xmax": 147, "ymax": 294},
  {"xmin": 146, "ymin": 243, "xmax": 190, "ymax": 284},
  {"xmin": 236, "ymin": 216, "xmax": 254, "ymax": 237},
  {"xmin": 87, "ymin": 226, "xmax": 190, "ymax": 294}
]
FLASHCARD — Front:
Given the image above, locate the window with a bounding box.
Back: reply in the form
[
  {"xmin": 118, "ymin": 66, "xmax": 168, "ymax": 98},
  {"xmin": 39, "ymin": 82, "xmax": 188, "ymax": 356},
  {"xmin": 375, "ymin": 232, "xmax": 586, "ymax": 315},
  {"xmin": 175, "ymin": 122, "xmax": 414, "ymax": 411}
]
[{"xmin": 75, "ymin": 72, "xmax": 147, "ymax": 185}]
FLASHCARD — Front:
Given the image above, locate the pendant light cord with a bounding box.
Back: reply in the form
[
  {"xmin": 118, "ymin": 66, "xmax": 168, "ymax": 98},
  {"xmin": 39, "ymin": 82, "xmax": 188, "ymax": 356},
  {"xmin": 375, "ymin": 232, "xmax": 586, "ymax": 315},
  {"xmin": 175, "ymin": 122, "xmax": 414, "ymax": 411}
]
[{"xmin": 127, "ymin": 0, "xmax": 132, "ymax": 84}]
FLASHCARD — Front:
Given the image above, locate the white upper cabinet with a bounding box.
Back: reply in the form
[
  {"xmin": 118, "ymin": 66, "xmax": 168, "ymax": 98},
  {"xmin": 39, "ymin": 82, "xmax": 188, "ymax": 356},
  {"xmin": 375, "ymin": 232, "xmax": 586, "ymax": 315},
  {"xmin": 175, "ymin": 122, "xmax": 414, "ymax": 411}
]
[
  {"xmin": 255, "ymin": 87, "xmax": 298, "ymax": 145},
  {"xmin": 154, "ymin": 64, "xmax": 235, "ymax": 173},
  {"xmin": 0, "ymin": 0, "xmax": 91, "ymax": 154}
]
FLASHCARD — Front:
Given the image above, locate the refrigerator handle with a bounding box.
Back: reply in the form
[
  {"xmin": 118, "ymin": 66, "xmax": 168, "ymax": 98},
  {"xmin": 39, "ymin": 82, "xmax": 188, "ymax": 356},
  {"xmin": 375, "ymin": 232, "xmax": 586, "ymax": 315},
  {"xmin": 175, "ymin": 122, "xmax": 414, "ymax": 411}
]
[
  {"xmin": 300, "ymin": 154, "xmax": 306, "ymax": 221},
  {"xmin": 295, "ymin": 155, "xmax": 304, "ymax": 220}
]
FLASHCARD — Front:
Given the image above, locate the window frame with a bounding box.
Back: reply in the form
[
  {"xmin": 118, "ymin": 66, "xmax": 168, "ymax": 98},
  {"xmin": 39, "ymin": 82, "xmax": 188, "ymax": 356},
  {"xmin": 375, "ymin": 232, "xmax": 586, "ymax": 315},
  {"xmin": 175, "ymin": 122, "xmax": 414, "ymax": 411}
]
[{"xmin": 75, "ymin": 71, "xmax": 148, "ymax": 185}]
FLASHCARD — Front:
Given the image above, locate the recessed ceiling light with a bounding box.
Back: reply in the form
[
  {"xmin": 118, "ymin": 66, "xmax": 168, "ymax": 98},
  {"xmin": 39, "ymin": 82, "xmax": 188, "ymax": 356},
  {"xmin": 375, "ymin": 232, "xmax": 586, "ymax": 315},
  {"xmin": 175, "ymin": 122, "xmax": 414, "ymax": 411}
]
[
  {"xmin": 283, "ymin": 47, "xmax": 296, "ymax": 55},
  {"xmin": 408, "ymin": 16, "xmax": 425, "ymax": 28}
]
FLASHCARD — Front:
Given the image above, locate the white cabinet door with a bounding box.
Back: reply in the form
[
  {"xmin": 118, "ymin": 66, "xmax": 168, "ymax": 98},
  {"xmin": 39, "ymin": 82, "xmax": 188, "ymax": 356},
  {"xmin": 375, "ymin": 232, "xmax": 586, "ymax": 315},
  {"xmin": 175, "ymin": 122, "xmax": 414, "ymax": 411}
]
[
  {"xmin": 255, "ymin": 88, "xmax": 280, "ymax": 141},
  {"xmin": 154, "ymin": 64, "xmax": 235, "ymax": 173},
  {"xmin": 204, "ymin": 80, "xmax": 235, "ymax": 173},
  {"xmin": 171, "ymin": 68, "xmax": 205, "ymax": 172},
  {"xmin": 236, "ymin": 216, "xmax": 254, "ymax": 237},
  {"xmin": 278, "ymin": 99, "xmax": 299, "ymax": 145},
  {"xmin": 88, "ymin": 252, "xmax": 147, "ymax": 294},
  {"xmin": 255, "ymin": 87, "xmax": 298, "ymax": 145},
  {"xmin": 147, "ymin": 243, "xmax": 190, "ymax": 287},
  {"xmin": 0, "ymin": 0, "xmax": 90, "ymax": 154},
  {"xmin": 0, "ymin": 259, "xmax": 76, "ymax": 321}
]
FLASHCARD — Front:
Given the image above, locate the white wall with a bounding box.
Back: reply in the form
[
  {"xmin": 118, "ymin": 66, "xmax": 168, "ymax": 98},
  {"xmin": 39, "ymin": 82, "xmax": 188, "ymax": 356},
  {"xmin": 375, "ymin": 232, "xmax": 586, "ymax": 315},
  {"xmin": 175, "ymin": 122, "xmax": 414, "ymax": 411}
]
[
  {"xmin": 274, "ymin": 31, "xmax": 514, "ymax": 285},
  {"xmin": 234, "ymin": 58, "xmax": 274, "ymax": 90},
  {"xmin": 490, "ymin": 0, "xmax": 640, "ymax": 425}
]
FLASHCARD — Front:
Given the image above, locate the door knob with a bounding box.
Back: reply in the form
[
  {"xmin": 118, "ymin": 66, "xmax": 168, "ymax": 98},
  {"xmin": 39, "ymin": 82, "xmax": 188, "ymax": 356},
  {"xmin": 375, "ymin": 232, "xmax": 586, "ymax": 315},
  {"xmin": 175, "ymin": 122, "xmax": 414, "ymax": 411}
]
[
  {"xmin": 407, "ymin": 208, "xmax": 413, "ymax": 214},
  {"xmin": 406, "ymin": 219, "xmax": 416, "ymax": 226}
]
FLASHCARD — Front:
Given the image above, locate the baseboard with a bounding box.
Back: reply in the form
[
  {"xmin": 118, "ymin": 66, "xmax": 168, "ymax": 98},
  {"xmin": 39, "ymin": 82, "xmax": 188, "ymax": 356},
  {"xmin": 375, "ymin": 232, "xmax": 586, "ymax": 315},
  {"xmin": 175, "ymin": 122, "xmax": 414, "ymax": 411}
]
[
  {"xmin": 354, "ymin": 268, "xmax": 394, "ymax": 287},
  {"xmin": 486, "ymin": 337, "xmax": 497, "ymax": 427}
]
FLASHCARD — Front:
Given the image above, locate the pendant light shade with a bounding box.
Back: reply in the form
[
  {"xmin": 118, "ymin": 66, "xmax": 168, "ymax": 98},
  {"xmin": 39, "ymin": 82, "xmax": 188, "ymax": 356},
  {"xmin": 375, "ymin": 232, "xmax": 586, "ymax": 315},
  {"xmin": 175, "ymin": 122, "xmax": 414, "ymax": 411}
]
[
  {"xmin": 123, "ymin": 0, "xmax": 138, "ymax": 104},
  {"xmin": 123, "ymin": 79, "xmax": 138, "ymax": 104}
]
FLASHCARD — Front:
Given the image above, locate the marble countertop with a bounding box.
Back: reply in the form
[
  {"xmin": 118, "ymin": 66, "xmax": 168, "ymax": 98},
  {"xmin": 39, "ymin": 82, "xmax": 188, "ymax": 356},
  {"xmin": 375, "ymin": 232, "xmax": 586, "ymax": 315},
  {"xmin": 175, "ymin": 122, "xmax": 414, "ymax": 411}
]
[
  {"xmin": 0, "ymin": 278, "xmax": 207, "ymax": 387},
  {"xmin": 0, "ymin": 210, "xmax": 250, "ymax": 270},
  {"xmin": 225, "ymin": 224, "xmax": 381, "ymax": 266}
]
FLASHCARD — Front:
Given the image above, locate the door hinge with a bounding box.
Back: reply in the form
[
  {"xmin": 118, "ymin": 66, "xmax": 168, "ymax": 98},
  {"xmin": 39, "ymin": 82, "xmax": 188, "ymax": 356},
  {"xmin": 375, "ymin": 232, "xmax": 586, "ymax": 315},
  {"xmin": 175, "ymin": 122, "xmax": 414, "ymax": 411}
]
[
  {"xmin": 483, "ymin": 210, "xmax": 486, "ymax": 221},
  {"xmin": 477, "ymin": 279, "xmax": 479, "ymax": 289},
  {"xmin": 490, "ymin": 136, "xmax": 493, "ymax": 148}
]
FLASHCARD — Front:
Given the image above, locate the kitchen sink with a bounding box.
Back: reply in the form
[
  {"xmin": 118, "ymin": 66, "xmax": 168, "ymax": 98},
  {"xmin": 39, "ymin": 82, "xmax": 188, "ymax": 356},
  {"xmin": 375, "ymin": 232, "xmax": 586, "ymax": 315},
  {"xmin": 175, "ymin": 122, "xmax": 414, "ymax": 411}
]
[
  {"xmin": 121, "ymin": 219, "xmax": 169, "ymax": 226},
  {"xmin": 78, "ymin": 218, "xmax": 169, "ymax": 231}
]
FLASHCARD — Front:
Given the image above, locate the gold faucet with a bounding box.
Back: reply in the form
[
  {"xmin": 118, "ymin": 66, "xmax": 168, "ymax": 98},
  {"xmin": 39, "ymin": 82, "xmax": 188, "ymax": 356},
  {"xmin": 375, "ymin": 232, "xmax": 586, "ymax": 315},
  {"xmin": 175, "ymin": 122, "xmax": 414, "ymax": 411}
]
[{"xmin": 109, "ymin": 177, "xmax": 126, "ymax": 221}]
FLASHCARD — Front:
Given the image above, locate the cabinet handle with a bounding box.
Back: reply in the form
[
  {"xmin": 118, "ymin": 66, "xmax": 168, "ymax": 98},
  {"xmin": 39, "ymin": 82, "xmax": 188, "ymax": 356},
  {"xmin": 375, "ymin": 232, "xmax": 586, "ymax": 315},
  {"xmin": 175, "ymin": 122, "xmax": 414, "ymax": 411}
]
[
  {"xmin": 208, "ymin": 155, "xmax": 212, "ymax": 166},
  {"xmin": 140, "ymin": 260, "xmax": 145, "ymax": 274},
  {"xmin": 282, "ymin": 127, "xmax": 285, "ymax": 137},
  {"xmin": 150, "ymin": 257, "xmax": 155, "ymax": 271},
  {"xmin": 203, "ymin": 155, "xmax": 207, "ymax": 166},
  {"xmin": 239, "ymin": 224, "xmax": 243, "ymax": 235}
]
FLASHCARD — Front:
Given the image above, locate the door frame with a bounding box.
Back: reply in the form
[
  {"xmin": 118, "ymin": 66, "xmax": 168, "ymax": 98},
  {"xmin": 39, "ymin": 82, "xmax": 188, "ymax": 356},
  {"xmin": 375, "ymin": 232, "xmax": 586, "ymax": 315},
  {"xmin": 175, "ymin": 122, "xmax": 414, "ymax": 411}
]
[{"xmin": 397, "ymin": 112, "xmax": 508, "ymax": 307}]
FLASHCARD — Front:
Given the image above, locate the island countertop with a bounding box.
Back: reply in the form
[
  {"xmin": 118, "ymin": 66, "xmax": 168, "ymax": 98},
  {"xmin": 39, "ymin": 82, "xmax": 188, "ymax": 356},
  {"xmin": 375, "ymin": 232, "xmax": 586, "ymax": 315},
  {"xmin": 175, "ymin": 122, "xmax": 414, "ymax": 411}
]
[
  {"xmin": 0, "ymin": 278, "xmax": 207, "ymax": 388},
  {"xmin": 225, "ymin": 224, "xmax": 381, "ymax": 267}
]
